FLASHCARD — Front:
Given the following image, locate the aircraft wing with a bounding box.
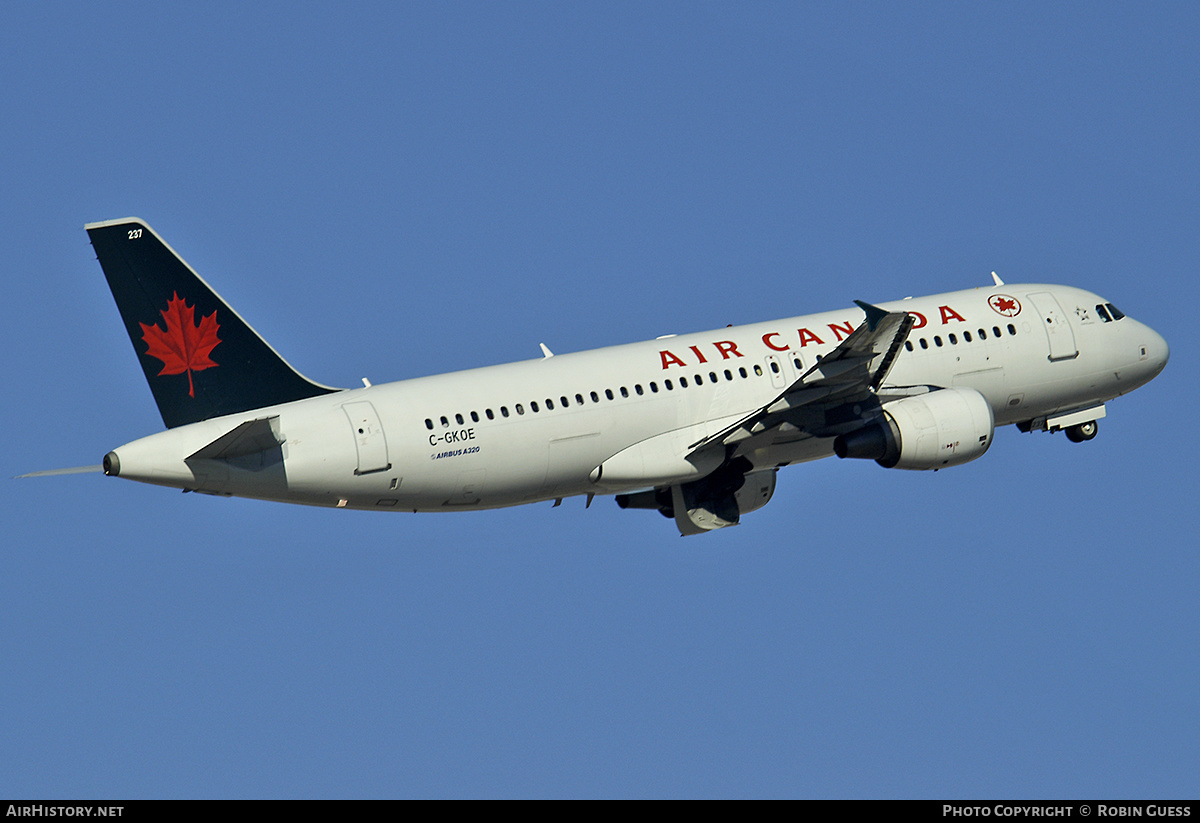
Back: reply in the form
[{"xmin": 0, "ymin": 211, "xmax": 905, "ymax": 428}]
[{"xmin": 689, "ymin": 301, "xmax": 914, "ymax": 451}]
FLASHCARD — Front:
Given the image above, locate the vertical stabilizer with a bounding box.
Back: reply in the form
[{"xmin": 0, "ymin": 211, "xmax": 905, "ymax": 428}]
[{"xmin": 87, "ymin": 218, "xmax": 339, "ymax": 428}]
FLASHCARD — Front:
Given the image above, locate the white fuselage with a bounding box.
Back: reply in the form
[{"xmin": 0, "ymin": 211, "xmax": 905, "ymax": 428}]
[{"xmin": 106, "ymin": 284, "xmax": 1169, "ymax": 512}]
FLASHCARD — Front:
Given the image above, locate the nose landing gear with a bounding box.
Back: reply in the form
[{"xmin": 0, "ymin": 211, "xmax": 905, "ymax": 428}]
[{"xmin": 1065, "ymin": 420, "xmax": 1099, "ymax": 442}]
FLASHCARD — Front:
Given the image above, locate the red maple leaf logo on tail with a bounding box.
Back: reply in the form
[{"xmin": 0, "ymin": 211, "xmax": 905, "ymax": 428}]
[{"xmin": 140, "ymin": 292, "xmax": 221, "ymax": 397}]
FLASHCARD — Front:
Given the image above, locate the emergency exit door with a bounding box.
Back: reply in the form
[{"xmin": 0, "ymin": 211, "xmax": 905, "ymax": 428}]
[{"xmin": 1028, "ymin": 292, "xmax": 1078, "ymax": 362}]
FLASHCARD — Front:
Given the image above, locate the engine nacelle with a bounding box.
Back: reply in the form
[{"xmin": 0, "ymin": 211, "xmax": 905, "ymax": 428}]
[
  {"xmin": 615, "ymin": 459, "xmax": 779, "ymax": 535},
  {"xmin": 833, "ymin": 387, "xmax": 994, "ymax": 470},
  {"xmin": 615, "ymin": 487, "xmax": 674, "ymax": 518},
  {"xmin": 671, "ymin": 459, "xmax": 777, "ymax": 535}
]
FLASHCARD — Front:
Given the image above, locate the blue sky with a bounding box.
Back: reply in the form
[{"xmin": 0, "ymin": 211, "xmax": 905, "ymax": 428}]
[{"xmin": 2, "ymin": 3, "xmax": 1197, "ymax": 798}]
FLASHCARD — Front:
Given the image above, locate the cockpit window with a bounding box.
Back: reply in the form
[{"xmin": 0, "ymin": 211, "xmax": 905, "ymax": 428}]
[
  {"xmin": 1096, "ymin": 304, "xmax": 1112, "ymax": 322},
  {"xmin": 1107, "ymin": 303, "xmax": 1126, "ymax": 320}
]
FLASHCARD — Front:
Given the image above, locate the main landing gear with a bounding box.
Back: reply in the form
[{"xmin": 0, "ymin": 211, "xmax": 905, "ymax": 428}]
[{"xmin": 1065, "ymin": 420, "xmax": 1099, "ymax": 443}]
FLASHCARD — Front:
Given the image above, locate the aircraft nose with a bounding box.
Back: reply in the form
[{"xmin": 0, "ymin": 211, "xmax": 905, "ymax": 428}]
[
  {"xmin": 1149, "ymin": 327, "xmax": 1170, "ymax": 376},
  {"xmin": 1134, "ymin": 324, "xmax": 1169, "ymax": 384}
]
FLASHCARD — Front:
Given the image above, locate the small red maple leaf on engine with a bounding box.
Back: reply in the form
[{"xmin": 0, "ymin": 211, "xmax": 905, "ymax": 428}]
[{"xmin": 139, "ymin": 292, "xmax": 221, "ymax": 397}]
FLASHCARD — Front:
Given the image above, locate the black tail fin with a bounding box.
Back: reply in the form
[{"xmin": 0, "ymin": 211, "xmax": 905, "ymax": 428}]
[{"xmin": 87, "ymin": 218, "xmax": 339, "ymax": 428}]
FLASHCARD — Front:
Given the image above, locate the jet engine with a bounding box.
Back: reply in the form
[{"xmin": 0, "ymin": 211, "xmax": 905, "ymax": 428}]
[
  {"xmin": 616, "ymin": 457, "xmax": 778, "ymax": 535},
  {"xmin": 615, "ymin": 486, "xmax": 674, "ymax": 517},
  {"xmin": 833, "ymin": 387, "xmax": 994, "ymax": 470}
]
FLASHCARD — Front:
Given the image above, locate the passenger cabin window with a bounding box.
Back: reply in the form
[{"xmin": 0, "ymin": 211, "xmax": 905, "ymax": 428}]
[
  {"xmin": 1007, "ymin": 324, "xmax": 1016, "ymax": 335},
  {"xmin": 425, "ymin": 418, "xmax": 434, "ymax": 430},
  {"xmin": 501, "ymin": 406, "xmax": 509, "ymax": 418},
  {"xmin": 620, "ymin": 387, "xmax": 629, "ymax": 398},
  {"xmin": 440, "ymin": 416, "xmax": 449, "ymax": 427},
  {"xmin": 470, "ymin": 411, "xmax": 479, "ymax": 423},
  {"xmin": 455, "ymin": 413, "xmax": 464, "ymax": 425},
  {"xmin": 486, "ymin": 409, "xmax": 494, "ymax": 420},
  {"xmin": 516, "ymin": 404, "xmax": 524, "ymax": 415},
  {"xmin": 531, "ymin": 401, "xmax": 540, "ymax": 412},
  {"xmin": 964, "ymin": 331, "xmax": 972, "ymax": 342},
  {"xmin": 590, "ymin": 391, "xmax": 599, "ymax": 403}
]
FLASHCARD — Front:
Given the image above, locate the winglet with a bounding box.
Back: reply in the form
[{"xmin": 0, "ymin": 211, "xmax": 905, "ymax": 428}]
[
  {"xmin": 992, "ymin": 271, "xmax": 1004, "ymax": 286},
  {"xmin": 854, "ymin": 300, "xmax": 889, "ymax": 332},
  {"xmin": 539, "ymin": 343, "xmax": 554, "ymax": 358}
]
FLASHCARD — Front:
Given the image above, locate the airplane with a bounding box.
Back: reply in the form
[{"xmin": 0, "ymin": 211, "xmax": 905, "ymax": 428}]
[{"xmin": 57, "ymin": 217, "xmax": 1167, "ymax": 535}]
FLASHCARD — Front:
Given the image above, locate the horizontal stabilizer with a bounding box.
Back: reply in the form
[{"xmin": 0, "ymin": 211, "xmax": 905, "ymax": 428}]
[{"xmin": 187, "ymin": 417, "xmax": 283, "ymax": 461}]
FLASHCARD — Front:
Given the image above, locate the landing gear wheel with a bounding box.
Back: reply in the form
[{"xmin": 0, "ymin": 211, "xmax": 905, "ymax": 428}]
[{"xmin": 1065, "ymin": 420, "xmax": 1098, "ymax": 442}]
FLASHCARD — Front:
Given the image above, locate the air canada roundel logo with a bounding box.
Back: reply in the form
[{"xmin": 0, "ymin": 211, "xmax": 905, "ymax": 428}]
[
  {"xmin": 139, "ymin": 292, "xmax": 221, "ymax": 397},
  {"xmin": 988, "ymin": 294, "xmax": 1021, "ymax": 317}
]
